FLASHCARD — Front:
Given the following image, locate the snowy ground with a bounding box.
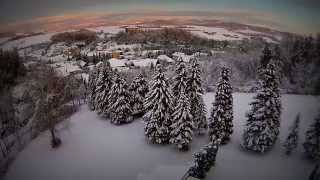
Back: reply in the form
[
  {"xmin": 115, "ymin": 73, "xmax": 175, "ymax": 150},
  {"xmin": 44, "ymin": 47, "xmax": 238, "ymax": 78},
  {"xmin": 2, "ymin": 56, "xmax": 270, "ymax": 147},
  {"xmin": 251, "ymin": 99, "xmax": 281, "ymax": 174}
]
[
  {"xmin": 1, "ymin": 33, "xmax": 55, "ymax": 51},
  {"xmin": 4, "ymin": 93, "xmax": 319, "ymax": 180}
]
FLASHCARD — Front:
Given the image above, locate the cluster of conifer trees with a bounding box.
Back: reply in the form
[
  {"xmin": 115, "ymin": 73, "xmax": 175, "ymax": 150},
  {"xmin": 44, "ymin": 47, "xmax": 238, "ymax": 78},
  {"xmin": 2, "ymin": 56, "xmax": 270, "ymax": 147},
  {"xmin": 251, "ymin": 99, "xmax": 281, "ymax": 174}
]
[
  {"xmin": 143, "ymin": 57, "xmax": 208, "ymax": 150},
  {"xmin": 87, "ymin": 45, "xmax": 320, "ymax": 179},
  {"xmin": 87, "ymin": 61, "xmax": 148, "ymax": 125}
]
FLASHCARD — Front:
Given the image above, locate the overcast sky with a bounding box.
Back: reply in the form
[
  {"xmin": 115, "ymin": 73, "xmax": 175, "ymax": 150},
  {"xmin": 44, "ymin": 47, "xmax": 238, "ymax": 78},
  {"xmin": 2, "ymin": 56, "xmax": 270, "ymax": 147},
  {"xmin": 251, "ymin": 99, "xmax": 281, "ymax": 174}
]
[{"xmin": 0, "ymin": 0, "xmax": 319, "ymax": 34}]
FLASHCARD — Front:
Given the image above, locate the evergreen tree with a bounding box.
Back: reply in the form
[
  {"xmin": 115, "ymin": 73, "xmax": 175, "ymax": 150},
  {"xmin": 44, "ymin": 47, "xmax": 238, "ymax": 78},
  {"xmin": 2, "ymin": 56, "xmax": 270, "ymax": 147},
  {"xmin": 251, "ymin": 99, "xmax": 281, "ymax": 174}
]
[
  {"xmin": 272, "ymin": 45, "xmax": 285, "ymax": 79},
  {"xmin": 187, "ymin": 139, "xmax": 221, "ymax": 179},
  {"xmin": 260, "ymin": 44, "xmax": 272, "ymax": 68},
  {"xmin": 283, "ymin": 113, "xmax": 300, "ymax": 155},
  {"xmin": 87, "ymin": 65, "xmax": 99, "ymax": 110},
  {"xmin": 193, "ymin": 97, "xmax": 207, "ymax": 135},
  {"xmin": 107, "ymin": 74, "xmax": 133, "ymax": 125},
  {"xmin": 172, "ymin": 60, "xmax": 187, "ymax": 104},
  {"xmin": 129, "ymin": 74, "xmax": 149, "ymax": 115},
  {"xmin": 187, "ymin": 57, "xmax": 207, "ymax": 135},
  {"xmin": 144, "ymin": 64, "xmax": 173, "ymax": 144},
  {"xmin": 169, "ymin": 90, "xmax": 194, "ymax": 151},
  {"xmin": 94, "ymin": 62, "xmax": 113, "ymax": 115},
  {"xmin": 303, "ymin": 112, "xmax": 320, "ymax": 160},
  {"xmin": 208, "ymin": 67, "xmax": 233, "ymax": 144},
  {"xmin": 242, "ymin": 62, "xmax": 281, "ymax": 153}
]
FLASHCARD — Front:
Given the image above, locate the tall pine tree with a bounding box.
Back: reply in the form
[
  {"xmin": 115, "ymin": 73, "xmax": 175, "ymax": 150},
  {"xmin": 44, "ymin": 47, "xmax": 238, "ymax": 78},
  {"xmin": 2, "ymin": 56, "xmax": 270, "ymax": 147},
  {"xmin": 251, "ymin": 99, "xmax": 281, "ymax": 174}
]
[
  {"xmin": 187, "ymin": 57, "xmax": 207, "ymax": 135},
  {"xmin": 94, "ymin": 61, "xmax": 113, "ymax": 114},
  {"xmin": 272, "ymin": 45, "xmax": 285, "ymax": 80},
  {"xmin": 260, "ymin": 43, "xmax": 272, "ymax": 68},
  {"xmin": 208, "ymin": 67, "xmax": 233, "ymax": 144},
  {"xmin": 169, "ymin": 90, "xmax": 194, "ymax": 151},
  {"xmin": 172, "ymin": 60, "xmax": 187, "ymax": 102},
  {"xmin": 283, "ymin": 113, "xmax": 300, "ymax": 155},
  {"xmin": 107, "ymin": 74, "xmax": 133, "ymax": 125},
  {"xmin": 129, "ymin": 74, "xmax": 149, "ymax": 115},
  {"xmin": 87, "ymin": 65, "xmax": 99, "ymax": 110},
  {"xmin": 303, "ymin": 112, "xmax": 320, "ymax": 160},
  {"xmin": 242, "ymin": 61, "xmax": 281, "ymax": 153},
  {"xmin": 144, "ymin": 64, "xmax": 173, "ymax": 144}
]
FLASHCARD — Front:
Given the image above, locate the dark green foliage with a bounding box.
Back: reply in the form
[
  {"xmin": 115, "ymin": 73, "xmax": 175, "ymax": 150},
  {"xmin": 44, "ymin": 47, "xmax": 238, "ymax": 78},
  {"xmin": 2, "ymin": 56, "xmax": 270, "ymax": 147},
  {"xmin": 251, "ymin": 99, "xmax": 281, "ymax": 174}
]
[
  {"xmin": 51, "ymin": 29, "xmax": 97, "ymax": 44},
  {"xmin": 0, "ymin": 49, "xmax": 25, "ymax": 91}
]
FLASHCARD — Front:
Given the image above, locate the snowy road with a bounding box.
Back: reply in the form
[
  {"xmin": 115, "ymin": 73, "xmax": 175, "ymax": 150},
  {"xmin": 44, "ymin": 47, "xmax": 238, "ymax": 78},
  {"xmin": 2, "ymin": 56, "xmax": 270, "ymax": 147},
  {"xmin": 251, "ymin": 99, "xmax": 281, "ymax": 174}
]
[{"xmin": 5, "ymin": 93, "xmax": 320, "ymax": 180}]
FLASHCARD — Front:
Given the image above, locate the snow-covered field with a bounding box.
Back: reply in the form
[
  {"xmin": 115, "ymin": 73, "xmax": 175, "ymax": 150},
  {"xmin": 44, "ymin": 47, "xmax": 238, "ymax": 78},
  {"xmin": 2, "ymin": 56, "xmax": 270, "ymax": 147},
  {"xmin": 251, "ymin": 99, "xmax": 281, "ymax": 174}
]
[
  {"xmin": 4, "ymin": 93, "xmax": 319, "ymax": 180},
  {"xmin": 182, "ymin": 26, "xmax": 279, "ymax": 43},
  {"xmin": 1, "ymin": 33, "xmax": 55, "ymax": 51}
]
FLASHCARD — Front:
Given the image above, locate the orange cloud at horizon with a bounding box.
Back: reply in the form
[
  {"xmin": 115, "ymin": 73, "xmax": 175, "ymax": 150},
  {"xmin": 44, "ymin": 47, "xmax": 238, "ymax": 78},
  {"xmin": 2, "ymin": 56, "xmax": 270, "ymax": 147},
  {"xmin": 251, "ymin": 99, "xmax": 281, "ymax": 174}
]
[{"xmin": 0, "ymin": 10, "xmax": 302, "ymax": 35}]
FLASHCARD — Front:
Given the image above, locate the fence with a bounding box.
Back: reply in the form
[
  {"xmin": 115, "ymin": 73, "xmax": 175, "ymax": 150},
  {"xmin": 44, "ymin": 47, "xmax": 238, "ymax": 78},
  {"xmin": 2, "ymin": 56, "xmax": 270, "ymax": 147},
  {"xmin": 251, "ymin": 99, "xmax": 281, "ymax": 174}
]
[{"xmin": 0, "ymin": 122, "xmax": 35, "ymax": 176}]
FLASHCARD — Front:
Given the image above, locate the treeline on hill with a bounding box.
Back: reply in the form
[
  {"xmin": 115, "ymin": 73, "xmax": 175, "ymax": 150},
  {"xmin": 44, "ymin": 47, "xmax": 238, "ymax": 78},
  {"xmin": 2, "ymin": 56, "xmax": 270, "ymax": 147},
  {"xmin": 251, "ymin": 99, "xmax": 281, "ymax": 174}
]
[
  {"xmin": 200, "ymin": 34, "xmax": 320, "ymax": 94},
  {"xmin": 278, "ymin": 34, "xmax": 320, "ymax": 93},
  {"xmin": 0, "ymin": 49, "xmax": 26, "ymax": 91},
  {"xmin": 112, "ymin": 28, "xmax": 229, "ymax": 50},
  {"xmin": 51, "ymin": 29, "xmax": 97, "ymax": 44}
]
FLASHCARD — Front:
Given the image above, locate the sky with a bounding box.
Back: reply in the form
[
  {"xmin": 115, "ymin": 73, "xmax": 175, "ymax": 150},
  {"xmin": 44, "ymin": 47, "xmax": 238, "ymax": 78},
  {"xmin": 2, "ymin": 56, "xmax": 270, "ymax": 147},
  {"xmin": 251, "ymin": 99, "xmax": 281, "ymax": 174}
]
[{"xmin": 0, "ymin": 0, "xmax": 319, "ymax": 34}]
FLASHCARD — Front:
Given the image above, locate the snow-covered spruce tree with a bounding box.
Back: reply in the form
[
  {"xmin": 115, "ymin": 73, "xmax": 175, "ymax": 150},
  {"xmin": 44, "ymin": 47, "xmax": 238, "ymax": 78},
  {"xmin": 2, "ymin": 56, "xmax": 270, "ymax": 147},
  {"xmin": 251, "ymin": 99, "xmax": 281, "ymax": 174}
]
[
  {"xmin": 172, "ymin": 60, "xmax": 187, "ymax": 104},
  {"xmin": 169, "ymin": 90, "xmax": 194, "ymax": 151},
  {"xmin": 272, "ymin": 45, "xmax": 285, "ymax": 79},
  {"xmin": 144, "ymin": 64, "xmax": 173, "ymax": 144},
  {"xmin": 187, "ymin": 57, "xmax": 207, "ymax": 135},
  {"xmin": 283, "ymin": 113, "xmax": 300, "ymax": 155},
  {"xmin": 129, "ymin": 74, "xmax": 149, "ymax": 115},
  {"xmin": 107, "ymin": 74, "xmax": 133, "ymax": 125},
  {"xmin": 303, "ymin": 112, "xmax": 320, "ymax": 160},
  {"xmin": 94, "ymin": 62, "xmax": 113, "ymax": 115},
  {"xmin": 208, "ymin": 67, "xmax": 233, "ymax": 144},
  {"xmin": 242, "ymin": 62, "xmax": 281, "ymax": 153},
  {"xmin": 187, "ymin": 139, "xmax": 221, "ymax": 179},
  {"xmin": 260, "ymin": 43, "xmax": 272, "ymax": 68},
  {"xmin": 87, "ymin": 65, "xmax": 99, "ymax": 110}
]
